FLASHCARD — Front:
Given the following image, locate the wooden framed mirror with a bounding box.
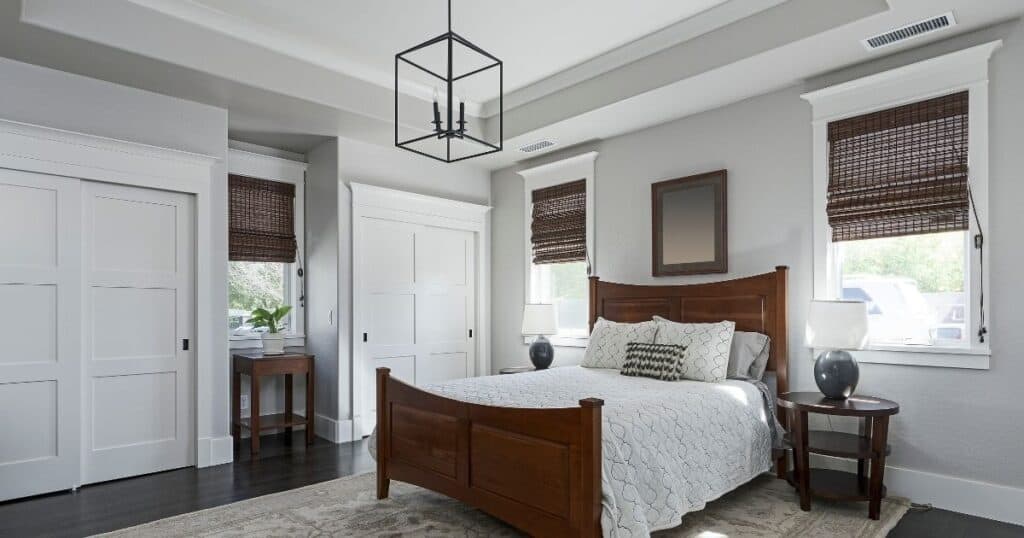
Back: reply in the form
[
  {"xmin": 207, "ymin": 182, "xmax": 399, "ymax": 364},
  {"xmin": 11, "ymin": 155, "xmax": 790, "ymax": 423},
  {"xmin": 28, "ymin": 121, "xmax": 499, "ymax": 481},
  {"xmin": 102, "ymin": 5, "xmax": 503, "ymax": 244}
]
[{"xmin": 651, "ymin": 170, "xmax": 727, "ymax": 276}]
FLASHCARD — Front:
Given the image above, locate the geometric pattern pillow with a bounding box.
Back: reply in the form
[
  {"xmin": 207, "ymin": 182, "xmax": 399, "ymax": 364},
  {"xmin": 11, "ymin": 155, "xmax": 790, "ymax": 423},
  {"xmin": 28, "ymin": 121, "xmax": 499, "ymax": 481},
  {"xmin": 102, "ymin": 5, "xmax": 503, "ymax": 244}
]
[
  {"xmin": 653, "ymin": 317, "xmax": 736, "ymax": 382},
  {"xmin": 581, "ymin": 317, "xmax": 659, "ymax": 369},
  {"xmin": 620, "ymin": 342, "xmax": 688, "ymax": 381}
]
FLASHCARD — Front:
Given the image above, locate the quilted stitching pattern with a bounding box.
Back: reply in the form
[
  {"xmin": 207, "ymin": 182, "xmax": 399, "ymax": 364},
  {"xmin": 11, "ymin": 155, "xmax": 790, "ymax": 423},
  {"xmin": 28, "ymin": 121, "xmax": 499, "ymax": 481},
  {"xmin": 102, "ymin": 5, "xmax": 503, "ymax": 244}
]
[
  {"xmin": 653, "ymin": 317, "xmax": 735, "ymax": 382},
  {"xmin": 620, "ymin": 342, "xmax": 687, "ymax": 381},
  {"xmin": 582, "ymin": 318, "xmax": 658, "ymax": 369}
]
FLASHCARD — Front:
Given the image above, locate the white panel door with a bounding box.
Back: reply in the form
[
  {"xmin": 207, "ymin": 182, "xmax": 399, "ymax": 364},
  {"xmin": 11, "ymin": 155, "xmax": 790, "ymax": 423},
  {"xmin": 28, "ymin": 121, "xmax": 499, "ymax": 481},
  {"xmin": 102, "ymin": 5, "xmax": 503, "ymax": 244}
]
[
  {"xmin": 358, "ymin": 218, "xmax": 476, "ymax": 433},
  {"xmin": 414, "ymin": 226, "xmax": 475, "ymax": 385},
  {"xmin": 0, "ymin": 170, "xmax": 81, "ymax": 501},
  {"xmin": 81, "ymin": 182, "xmax": 195, "ymax": 484}
]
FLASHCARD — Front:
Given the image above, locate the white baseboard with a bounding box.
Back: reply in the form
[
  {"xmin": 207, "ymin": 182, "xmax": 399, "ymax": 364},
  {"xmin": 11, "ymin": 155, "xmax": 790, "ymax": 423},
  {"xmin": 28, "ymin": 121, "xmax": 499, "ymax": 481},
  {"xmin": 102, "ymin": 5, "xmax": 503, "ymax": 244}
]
[
  {"xmin": 197, "ymin": 436, "xmax": 234, "ymax": 467},
  {"xmin": 812, "ymin": 454, "xmax": 1024, "ymax": 526},
  {"xmin": 315, "ymin": 414, "xmax": 354, "ymax": 444}
]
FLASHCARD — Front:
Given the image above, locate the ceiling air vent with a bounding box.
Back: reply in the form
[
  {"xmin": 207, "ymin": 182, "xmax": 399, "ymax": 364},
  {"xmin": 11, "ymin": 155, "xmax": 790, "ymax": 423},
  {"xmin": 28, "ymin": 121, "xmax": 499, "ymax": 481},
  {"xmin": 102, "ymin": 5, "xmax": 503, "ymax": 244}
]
[
  {"xmin": 519, "ymin": 140, "xmax": 556, "ymax": 153},
  {"xmin": 863, "ymin": 12, "xmax": 955, "ymax": 50}
]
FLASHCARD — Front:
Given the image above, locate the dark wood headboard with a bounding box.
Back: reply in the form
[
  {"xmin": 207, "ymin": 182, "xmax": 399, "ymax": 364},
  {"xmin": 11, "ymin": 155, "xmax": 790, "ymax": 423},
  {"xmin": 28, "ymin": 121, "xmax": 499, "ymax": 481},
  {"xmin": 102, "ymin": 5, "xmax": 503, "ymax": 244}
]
[{"xmin": 589, "ymin": 266, "xmax": 789, "ymax": 394}]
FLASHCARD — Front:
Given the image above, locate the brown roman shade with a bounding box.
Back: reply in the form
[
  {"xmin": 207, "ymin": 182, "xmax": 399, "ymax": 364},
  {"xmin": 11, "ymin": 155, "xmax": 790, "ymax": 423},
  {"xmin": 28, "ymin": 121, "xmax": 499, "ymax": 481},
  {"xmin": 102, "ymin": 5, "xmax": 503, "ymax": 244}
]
[
  {"xmin": 229, "ymin": 174, "xmax": 297, "ymax": 263},
  {"xmin": 531, "ymin": 179, "xmax": 586, "ymax": 264},
  {"xmin": 827, "ymin": 91, "xmax": 969, "ymax": 242}
]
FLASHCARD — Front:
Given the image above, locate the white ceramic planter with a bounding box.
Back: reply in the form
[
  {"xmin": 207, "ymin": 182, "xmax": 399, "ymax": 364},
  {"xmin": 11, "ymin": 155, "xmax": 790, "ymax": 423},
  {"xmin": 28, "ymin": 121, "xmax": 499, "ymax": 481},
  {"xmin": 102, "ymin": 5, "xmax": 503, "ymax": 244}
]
[{"xmin": 261, "ymin": 332, "xmax": 285, "ymax": 355}]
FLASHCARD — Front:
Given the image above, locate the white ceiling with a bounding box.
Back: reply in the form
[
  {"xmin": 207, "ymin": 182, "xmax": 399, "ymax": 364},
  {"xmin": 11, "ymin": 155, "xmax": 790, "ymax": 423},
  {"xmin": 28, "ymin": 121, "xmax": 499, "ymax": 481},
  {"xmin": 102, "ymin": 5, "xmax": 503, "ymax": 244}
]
[
  {"xmin": 7, "ymin": 0, "xmax": 1024, "ymax": 168},
  {"xmin": 138, "ymin": 0, "xmax": 732, "ymax": 103}
]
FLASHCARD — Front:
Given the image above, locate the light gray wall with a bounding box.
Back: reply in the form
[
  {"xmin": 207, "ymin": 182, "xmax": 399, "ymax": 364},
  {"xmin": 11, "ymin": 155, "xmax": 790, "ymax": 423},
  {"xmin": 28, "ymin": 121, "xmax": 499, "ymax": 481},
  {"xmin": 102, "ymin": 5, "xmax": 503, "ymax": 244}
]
[
  {"xmin": 0, "ymin": 56, "xmax": 231, "ymax": 443},
  {"xmin": 304, "ymin": 136, "xmax": 491, "ymax": 432},
  {"xmin": 305, "ymin": 139, "xmax": 342, "ymax": 428},
  {"xmin": 491, "ymin": 21, "xmax": 1024, "ymax": 490}
]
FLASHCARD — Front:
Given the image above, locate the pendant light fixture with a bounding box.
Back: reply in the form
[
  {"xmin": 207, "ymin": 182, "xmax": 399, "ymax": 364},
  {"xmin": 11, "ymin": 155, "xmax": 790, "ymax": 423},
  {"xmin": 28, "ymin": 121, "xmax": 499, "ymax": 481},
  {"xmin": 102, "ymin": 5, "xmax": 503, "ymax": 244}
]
[{"xmin": 395, "ymin": 0, "xmax": 503, "ymax": 163}]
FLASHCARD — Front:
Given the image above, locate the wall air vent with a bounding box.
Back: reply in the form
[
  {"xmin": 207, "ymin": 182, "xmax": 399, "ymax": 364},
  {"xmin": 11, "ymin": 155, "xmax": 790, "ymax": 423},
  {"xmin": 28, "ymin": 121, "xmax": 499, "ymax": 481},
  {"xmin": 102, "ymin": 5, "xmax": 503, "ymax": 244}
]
[
  {"xmin": 519, "ymin": 140, "xmax": 556, "ymax": 153},
  {"xmin": 863, "ymin": 12, "xmax": 955, "ymax": 50}
]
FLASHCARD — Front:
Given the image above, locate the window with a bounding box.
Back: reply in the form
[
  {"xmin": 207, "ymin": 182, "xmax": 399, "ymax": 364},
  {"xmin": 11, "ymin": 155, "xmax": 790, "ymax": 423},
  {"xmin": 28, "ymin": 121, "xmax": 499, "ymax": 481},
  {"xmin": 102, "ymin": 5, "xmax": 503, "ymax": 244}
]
[
  {"xmin": 227, "ymin": 171, "xmax": 304, "ymax": 343},
  {"xmin": 835, "ymin": 231, "xmax": 968, "ymax": 347},
  {"xmin": 519, "ymin": 152, "xmax": 597, "ymax": 346},
  {"xmin": 529, "ymin": 261, "xmax": 589, "ymax": 338},
  {"xmin": 229, "ymin": 261, "xmax": 292, "ymax": 335},
  {"xmin": 804, "ymin": 42, "xmax": 997, "ymax": 368}
]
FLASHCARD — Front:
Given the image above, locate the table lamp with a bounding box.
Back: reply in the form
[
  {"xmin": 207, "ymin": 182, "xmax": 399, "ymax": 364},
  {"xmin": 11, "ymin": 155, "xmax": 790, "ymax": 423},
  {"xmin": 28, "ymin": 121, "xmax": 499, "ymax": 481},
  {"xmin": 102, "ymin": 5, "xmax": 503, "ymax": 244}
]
[
  {"xmin": 806, "ymin": 300, "xmax": 869, "ymax": 399},
  {"xmin": 522, "ymin": 304, "xmax": 557, "ymax": 369}
]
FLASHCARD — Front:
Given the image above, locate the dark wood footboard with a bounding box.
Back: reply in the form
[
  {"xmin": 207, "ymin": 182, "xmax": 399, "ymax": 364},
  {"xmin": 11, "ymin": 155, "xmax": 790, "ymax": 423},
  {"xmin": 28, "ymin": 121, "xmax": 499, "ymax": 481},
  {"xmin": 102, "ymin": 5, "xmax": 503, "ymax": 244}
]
[{"xmin": 376, "ymin": 367, "xmax": 603, "ymax": 537}]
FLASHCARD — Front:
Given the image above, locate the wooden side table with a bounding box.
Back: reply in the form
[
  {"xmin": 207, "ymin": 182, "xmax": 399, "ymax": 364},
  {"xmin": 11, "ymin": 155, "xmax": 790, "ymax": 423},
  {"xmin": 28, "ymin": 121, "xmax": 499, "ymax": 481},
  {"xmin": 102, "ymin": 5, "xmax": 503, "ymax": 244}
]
[
  {"xmin": 232, "ymin": 349, "xmax": 315, "ymax": 454},
  {"xmin": 778, "ymin": 392, "xmax": 899, "ymax": 520}
]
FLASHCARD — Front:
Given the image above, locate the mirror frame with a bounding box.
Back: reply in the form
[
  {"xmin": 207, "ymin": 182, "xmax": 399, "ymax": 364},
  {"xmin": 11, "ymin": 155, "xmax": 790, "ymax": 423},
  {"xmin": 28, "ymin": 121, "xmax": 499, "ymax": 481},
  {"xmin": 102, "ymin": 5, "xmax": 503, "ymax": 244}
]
[{"xmin": 651, "ymin": 169, "xmax": 728, "ymax": 276}]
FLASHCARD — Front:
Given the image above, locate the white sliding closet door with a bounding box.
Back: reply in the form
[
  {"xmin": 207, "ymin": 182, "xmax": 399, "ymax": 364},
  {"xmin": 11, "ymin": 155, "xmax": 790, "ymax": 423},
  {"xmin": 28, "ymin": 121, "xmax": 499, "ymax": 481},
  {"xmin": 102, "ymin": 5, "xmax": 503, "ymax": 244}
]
[
  {"xmin": 0, "ymin": 170, "xmax": 81, "ymax": 502},
  {"xmin": 81, "ymin": 182, "xmax": 195, "ymax": 484},
  {"xmin": 358, "ymin": 217, "xmax": 476, "ymax": 434}
]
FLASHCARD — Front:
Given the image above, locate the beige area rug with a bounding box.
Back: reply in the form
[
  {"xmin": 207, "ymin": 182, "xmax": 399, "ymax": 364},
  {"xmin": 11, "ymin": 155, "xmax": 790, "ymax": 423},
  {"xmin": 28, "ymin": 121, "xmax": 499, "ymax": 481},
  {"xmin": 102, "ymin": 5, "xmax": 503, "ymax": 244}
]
[{"xmin": 99, "ymin": 472, "xmax": 909, "ymax": 537}]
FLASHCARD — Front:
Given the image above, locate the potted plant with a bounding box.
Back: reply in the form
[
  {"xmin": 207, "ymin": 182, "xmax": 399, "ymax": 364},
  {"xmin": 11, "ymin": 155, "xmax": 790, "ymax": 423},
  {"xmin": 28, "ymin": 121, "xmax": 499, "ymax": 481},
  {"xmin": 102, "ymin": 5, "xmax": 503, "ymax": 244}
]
[{"xmin": 248, "ymin": 305, "xmax": 292, "ymax": 355}]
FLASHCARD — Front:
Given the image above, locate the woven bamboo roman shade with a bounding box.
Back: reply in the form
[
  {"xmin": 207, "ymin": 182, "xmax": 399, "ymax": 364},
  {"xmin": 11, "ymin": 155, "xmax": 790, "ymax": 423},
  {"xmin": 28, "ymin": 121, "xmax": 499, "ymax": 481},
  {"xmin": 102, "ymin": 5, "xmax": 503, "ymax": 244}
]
[
  {"xmin": 531, "ymin": 179, "xmax": 586, "ymax": 264},
  {"xmin": 229, "ymin": 174, "xmax": 297, "ymax": 263},
  {"xmin": 827, "ymin": 91, "xmax": 969, "ymax": 242}
]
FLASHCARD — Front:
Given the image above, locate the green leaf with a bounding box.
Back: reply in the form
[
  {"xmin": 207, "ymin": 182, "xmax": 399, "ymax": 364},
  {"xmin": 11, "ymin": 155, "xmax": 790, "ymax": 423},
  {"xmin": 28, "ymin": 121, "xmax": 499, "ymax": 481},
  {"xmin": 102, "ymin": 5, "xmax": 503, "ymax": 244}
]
[{"xmin": 273, "ymin": 305, "xmax": 293, "ymax": 322}]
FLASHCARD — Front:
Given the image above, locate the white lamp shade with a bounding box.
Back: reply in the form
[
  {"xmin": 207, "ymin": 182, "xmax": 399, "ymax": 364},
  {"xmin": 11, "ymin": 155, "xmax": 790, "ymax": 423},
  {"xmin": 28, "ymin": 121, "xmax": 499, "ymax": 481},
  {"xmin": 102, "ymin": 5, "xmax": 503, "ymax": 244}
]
[
  {"xmin": 806, "ymin": 300, "xmax": 869, "ymax": 350},
  {"xmin": 522, "ymin": 304, "xmax": 558, "ymax": 336}
]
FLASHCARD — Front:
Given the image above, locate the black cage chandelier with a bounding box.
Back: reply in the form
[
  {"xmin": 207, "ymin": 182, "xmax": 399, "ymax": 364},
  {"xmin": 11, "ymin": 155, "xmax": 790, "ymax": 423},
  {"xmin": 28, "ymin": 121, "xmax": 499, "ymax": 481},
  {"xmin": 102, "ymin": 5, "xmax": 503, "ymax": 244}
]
[{"xmin": 395, "ymin": 0, "xmax": 503, "ymax": 163}]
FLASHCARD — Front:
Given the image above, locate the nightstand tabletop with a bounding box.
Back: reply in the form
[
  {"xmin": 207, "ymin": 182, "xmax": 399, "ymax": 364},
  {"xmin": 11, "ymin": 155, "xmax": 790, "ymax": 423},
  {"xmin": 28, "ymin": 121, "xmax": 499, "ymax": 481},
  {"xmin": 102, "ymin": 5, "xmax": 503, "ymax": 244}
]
[
  {"xmin": 499, "ymin": 366, "xmax": 536, "ymax": 374},
  {"xmin": 778, "ymin": 392, "xmax": 899, "ymax": 417}
]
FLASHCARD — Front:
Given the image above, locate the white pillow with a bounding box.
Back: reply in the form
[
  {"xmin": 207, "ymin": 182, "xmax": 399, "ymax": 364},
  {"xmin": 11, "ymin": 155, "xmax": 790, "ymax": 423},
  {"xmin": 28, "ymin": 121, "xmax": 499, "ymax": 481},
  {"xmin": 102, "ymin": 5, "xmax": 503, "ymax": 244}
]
[
  {"xmin": 581, "ymin": 317, "xmax": 659, "ymax": 369},
  {"xmin": 652, "ymin": 316, "xmax": 735, "ymax": 382}
]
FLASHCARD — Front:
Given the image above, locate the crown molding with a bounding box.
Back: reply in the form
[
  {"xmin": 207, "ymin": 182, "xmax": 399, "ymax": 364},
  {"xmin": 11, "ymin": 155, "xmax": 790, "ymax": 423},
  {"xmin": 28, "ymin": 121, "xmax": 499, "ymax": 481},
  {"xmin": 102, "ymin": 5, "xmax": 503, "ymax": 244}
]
[{"xmin": 801, "ymin": 40, "xmax": 1002, "ymax": 121}]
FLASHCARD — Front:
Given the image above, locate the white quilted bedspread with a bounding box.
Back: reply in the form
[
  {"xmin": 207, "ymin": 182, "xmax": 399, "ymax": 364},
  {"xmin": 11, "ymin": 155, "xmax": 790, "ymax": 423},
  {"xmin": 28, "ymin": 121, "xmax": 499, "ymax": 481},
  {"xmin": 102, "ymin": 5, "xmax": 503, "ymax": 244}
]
[{"xmin": 391, "ymin": 366, "xmax": 773, "ymax": 538}]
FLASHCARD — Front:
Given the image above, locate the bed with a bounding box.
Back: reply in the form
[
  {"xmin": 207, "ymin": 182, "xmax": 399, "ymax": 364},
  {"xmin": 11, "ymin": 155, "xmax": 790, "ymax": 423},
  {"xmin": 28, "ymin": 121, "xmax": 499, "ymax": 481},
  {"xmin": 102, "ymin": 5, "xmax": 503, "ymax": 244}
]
[{"xmin": 374, "ymin": 267, "xmax": 790, "ymax": 537}]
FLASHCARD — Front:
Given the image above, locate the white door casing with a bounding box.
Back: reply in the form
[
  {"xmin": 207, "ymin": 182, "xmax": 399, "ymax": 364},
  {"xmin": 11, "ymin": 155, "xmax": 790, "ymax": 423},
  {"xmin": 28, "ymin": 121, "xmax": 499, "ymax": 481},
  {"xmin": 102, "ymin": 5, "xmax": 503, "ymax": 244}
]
[
  {"xmin": 81, "ymin": 182, "xmax": 196, "ymax": 484},
  {"xmin": 350, "ymin": 183, "xmax": 490, "ymax": 439},
  {"xmin": 0, "ymin": 170, "xmax": 81, "ymax": 501}
]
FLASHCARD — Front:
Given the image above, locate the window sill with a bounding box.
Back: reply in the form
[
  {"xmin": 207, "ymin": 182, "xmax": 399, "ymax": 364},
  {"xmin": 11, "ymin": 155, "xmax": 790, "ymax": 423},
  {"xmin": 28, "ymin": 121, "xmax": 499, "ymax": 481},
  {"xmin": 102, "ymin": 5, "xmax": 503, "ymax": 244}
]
[
  {"xmin": 816, "ymin": 345, "xmax": 990, "ymax": 370},
  {"xmin": 523, "ymin": 335, "xmax": 589, "ymax": 348}
]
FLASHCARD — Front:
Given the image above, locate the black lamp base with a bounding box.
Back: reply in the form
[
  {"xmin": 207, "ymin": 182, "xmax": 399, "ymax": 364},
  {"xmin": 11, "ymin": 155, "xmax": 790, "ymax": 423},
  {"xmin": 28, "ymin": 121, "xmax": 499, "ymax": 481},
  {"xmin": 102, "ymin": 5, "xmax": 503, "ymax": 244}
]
[
  {"xmin": 814, "ymin": 350, "xmax": 859, "ymax": 399},
  {"xmin": 528, "ymin": 335, "xmax": 554, "ymax": 370}
]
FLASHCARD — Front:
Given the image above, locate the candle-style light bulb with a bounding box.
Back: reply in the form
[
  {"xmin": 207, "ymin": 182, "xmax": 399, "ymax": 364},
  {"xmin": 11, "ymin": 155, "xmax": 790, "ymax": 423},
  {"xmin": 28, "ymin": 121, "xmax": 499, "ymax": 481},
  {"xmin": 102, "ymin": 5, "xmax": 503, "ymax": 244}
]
[
  {"xmin": 458, "ymin": 100, "xmax": 466, "ymax": 136},
  {"xmin": 431, "ymin": 87, "xmax": 441, "ymax": 133}
]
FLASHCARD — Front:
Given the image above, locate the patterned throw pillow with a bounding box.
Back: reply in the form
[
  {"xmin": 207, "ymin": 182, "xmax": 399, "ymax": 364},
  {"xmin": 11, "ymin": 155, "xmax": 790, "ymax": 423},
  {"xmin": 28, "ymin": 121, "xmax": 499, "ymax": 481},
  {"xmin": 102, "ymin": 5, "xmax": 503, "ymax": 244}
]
[
  {"xmin": 581, "ymin": 317, "xmax": 659, "ymax": 369},
  {"xmin": 620, "ymin": 342, "xmax": 688, "ymax": 381},
  {"xmin": 653, "ymin": 317, "xmax": 736, "ymax": 382}
]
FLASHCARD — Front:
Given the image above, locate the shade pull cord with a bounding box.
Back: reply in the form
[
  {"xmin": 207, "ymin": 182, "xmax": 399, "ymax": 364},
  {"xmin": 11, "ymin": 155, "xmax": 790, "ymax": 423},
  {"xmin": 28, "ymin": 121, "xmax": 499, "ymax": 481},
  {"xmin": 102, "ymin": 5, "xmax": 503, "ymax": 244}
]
[
  {"xmin": 967, "ymin": 179, "xmax": 987, "ymax": 343},
  {"xmin": 296, "ymin": 251, "xmax": 305, "ymax": 309}
]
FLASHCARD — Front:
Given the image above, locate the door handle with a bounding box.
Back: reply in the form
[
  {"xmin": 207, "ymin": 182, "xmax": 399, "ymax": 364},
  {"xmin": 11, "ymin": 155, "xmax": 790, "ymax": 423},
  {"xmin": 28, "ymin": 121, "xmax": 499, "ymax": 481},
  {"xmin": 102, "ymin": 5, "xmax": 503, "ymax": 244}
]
[
  {"xmin": 363, "ymin": 332, "xmax": 368, "ymax": 342},
  {"xmin": 182, "ymin": 339, "xmax": 189, "ymax": 351},
  {"xmin": 468, "ymin": 329, "xmax": 473, "ymax": 338}
]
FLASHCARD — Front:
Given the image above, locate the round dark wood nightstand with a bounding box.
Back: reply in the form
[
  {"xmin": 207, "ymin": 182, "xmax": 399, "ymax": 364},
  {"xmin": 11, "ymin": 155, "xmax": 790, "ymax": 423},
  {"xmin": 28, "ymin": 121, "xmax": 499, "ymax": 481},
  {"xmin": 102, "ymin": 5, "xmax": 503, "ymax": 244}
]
[
  {"xmin": 778, "ymin": 392, "xmax": 899, "ymax": 520},
  {"xmin": 499, "ymin": 366, "xmax": 536, "ymax": 374}
]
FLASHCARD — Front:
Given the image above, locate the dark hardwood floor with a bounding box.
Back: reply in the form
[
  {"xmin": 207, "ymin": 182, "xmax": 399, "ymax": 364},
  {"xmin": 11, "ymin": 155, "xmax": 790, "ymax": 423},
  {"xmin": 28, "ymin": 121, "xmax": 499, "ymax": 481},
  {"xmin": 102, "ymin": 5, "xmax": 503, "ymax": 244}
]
[
  {"xmin": 0, "ymin": 431, "xmax": 1019, "ymax": 537},
  {"xmin": 0, "ymin": 433, "xmax": 375, "ymax": 538}
]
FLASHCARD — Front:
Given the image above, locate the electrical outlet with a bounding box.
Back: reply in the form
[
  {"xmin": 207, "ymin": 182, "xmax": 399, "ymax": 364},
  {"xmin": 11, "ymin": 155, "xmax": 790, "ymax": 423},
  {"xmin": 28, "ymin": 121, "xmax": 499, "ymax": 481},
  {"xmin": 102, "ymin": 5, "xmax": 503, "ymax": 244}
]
[{"xmin": 240, "ymin": 395, "xmax": 249, "ymax": 410}]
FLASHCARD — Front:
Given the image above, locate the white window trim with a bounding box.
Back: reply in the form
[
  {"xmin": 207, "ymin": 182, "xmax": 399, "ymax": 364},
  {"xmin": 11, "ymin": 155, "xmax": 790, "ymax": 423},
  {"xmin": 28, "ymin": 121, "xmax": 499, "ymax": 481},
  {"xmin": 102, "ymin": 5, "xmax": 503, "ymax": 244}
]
[
  {"xmin": 227, "ymin": 146, "xmax": 308, "ymax": 350},
  {"xmin": 801, "ymin": 41, "xmax": 1000, "ymax": 369},
  {"xmin": 519, "ymin": 151, "xmax": 598, "ymax": 348}
]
